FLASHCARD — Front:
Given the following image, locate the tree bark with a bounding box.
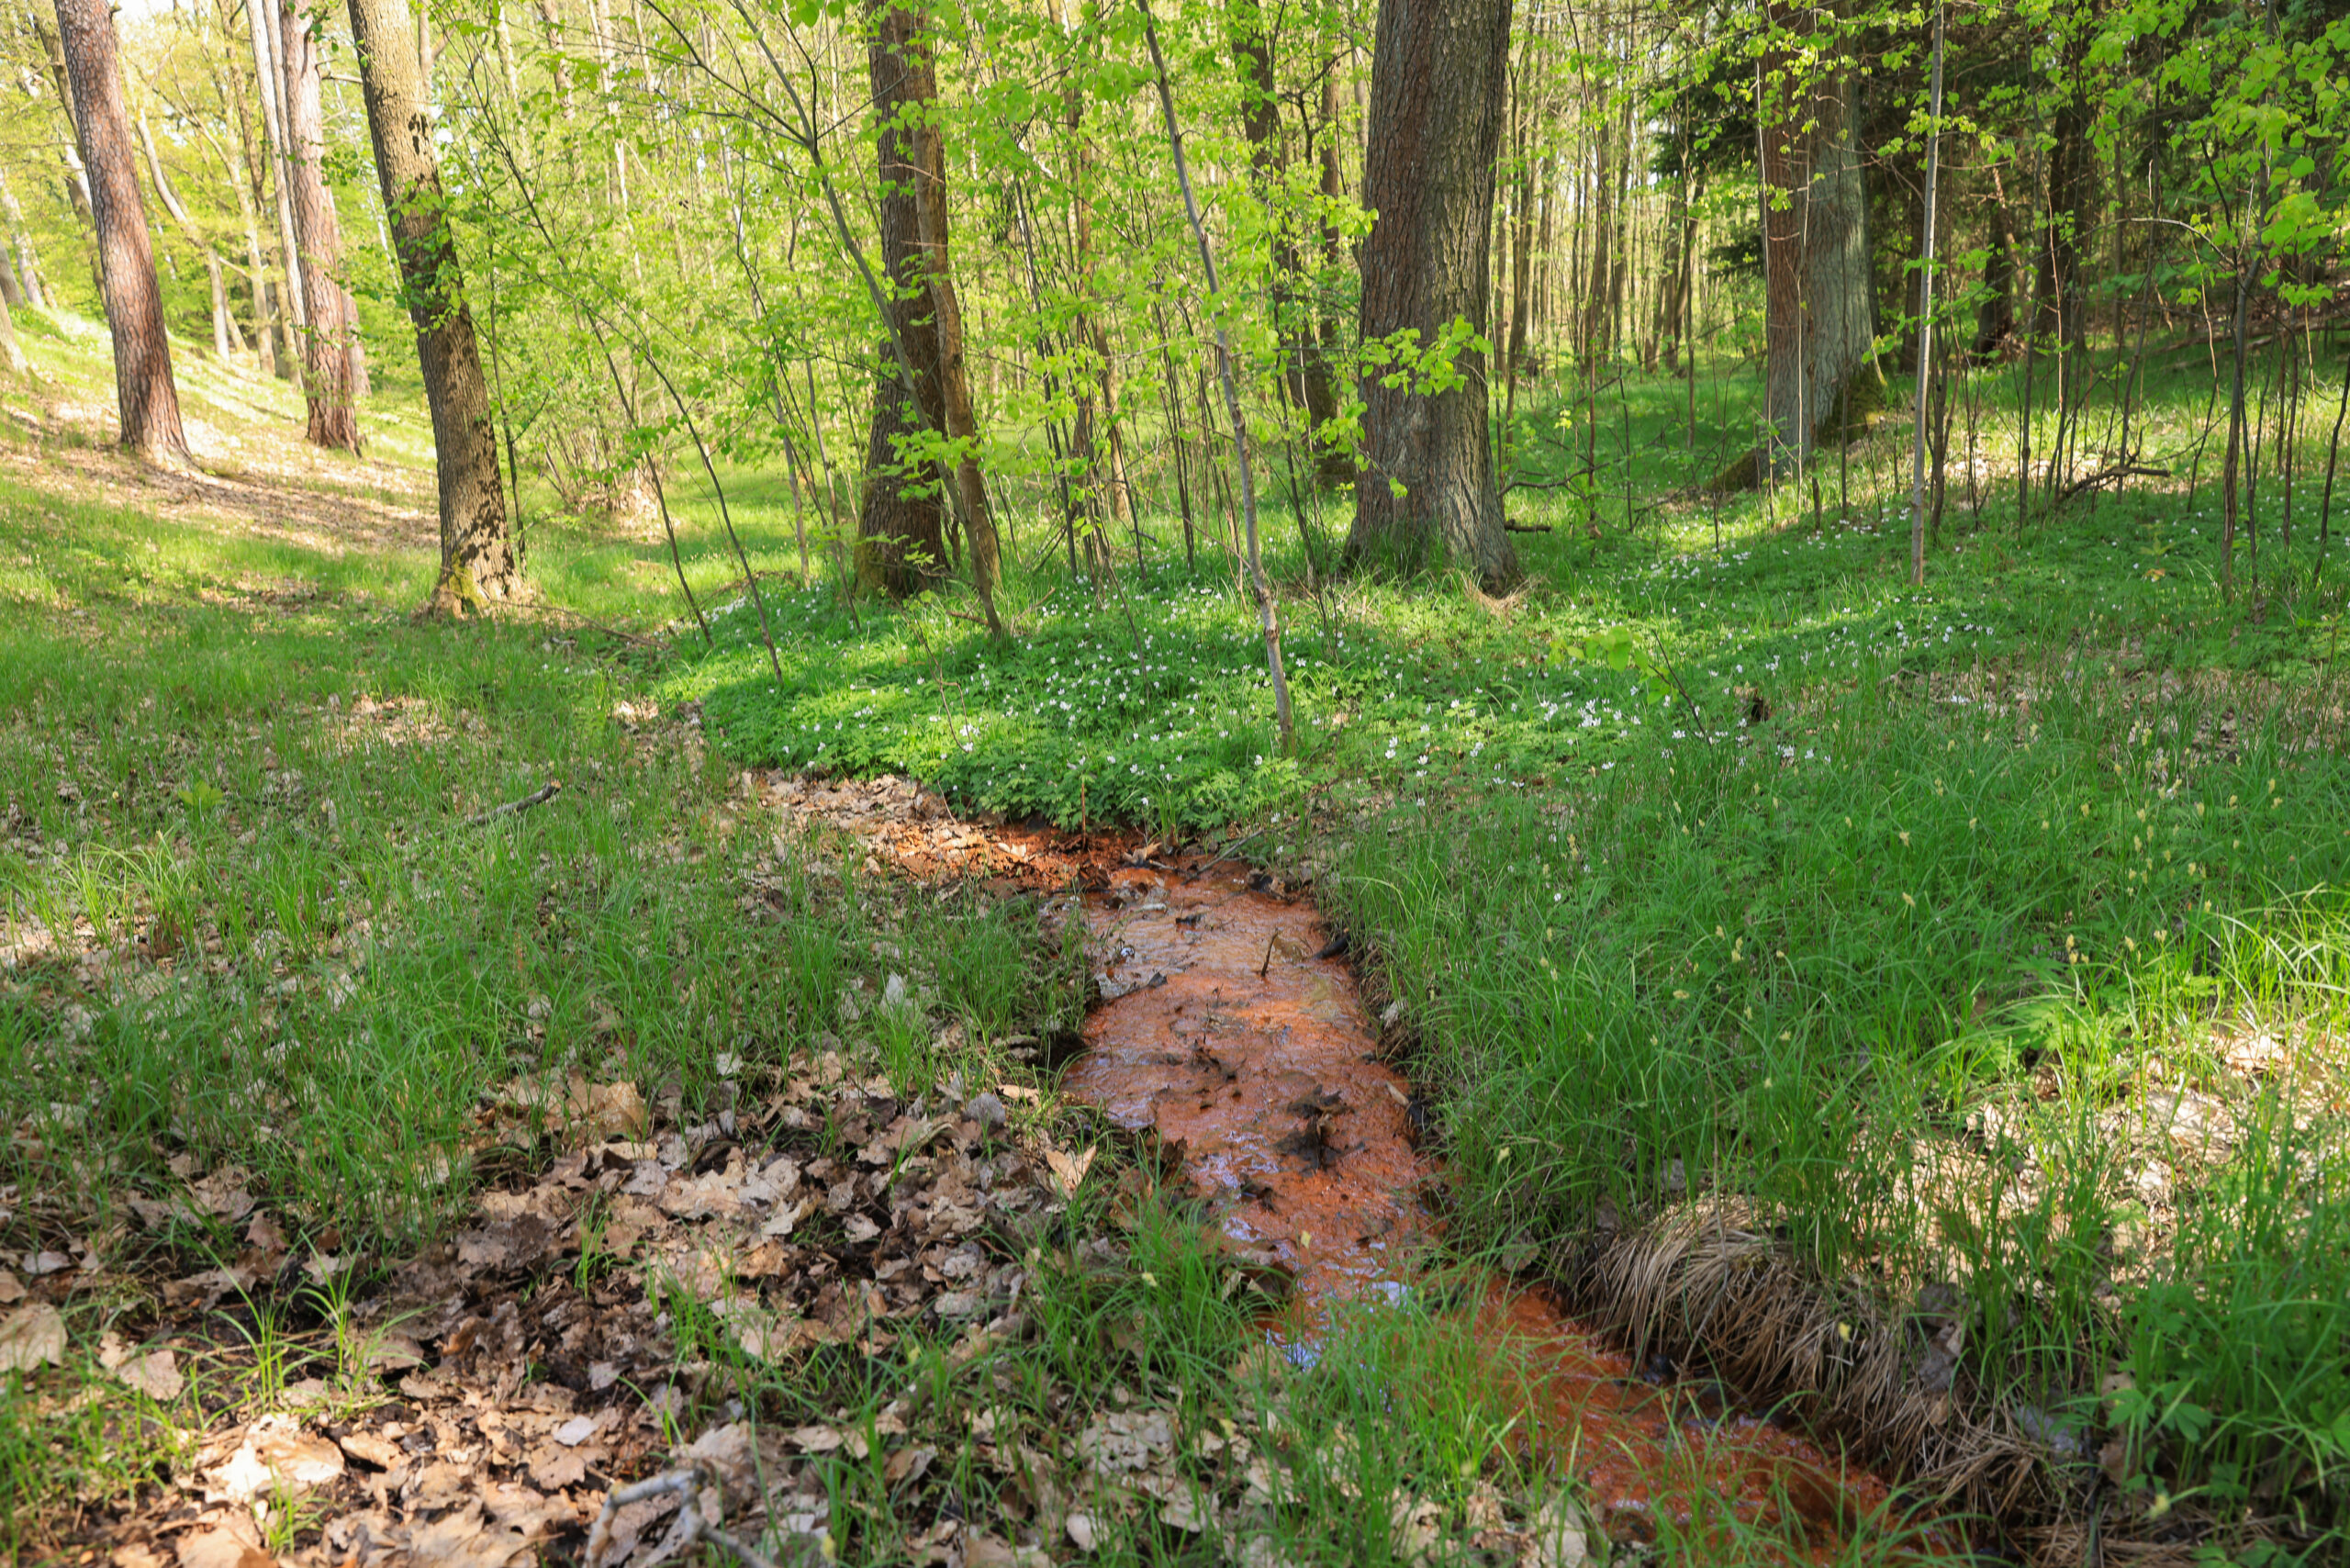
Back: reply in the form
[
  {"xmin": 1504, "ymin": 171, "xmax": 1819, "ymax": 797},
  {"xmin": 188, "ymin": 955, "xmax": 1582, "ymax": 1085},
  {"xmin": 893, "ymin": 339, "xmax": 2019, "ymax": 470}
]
[
  {"xmin": 245, "ymin": 0, "xmax": 309, "ymax": 386},
  {"xmin": 347, "ymin": 0, "xmax": 522, "ymax": 611},
  {"xmin": 1765, "ymin": 67, "xmax": 1873, "ymax": 472},
  {"xmin": 905, "ymin": 26, "xmax": 1004, "ymax": 628},
  {"xmin": 1346, "ymin": 0, "xmax": 1518, "ymax": 589},
  {"xmin": 1710, "ymin": 18, "xmax": 1874, "ymax": 492},
  {"xmin": 280, "ymin": 0, "xmax": 362, "ymax": 450},
  {"xmin": 226, "ymin": 129, "xmax": 279, "ymax": 375},
  {"xmin": 856, "ymin": 0, "xmax": 951, "ymax": 597},
  {"xmin": 51, "ymin": 0, "xmax": 193, "ymax": 465},
  {"xmin": 0, "ymin": 173, "xmax": 47, "ymax": 309},
  {"xmin": 1230, "ymin": 0, "xmax": 1348, "ymax": 486}
]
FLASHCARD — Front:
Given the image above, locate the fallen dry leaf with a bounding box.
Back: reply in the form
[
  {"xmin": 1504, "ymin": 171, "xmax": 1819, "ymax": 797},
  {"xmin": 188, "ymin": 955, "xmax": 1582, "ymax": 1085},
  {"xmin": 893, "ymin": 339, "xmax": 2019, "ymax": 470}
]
[
  {"xmin": 111, "ymin": 1347, "xmax": 185, "ymax": 1400},
  {"xmin": 1044, "ymin": 1144, "xmax": 1096, "ymax": 1200},
  {"xmin": 0, "ymin": 1302, "xmax": 65, "ymax": 1372},
  {"xmin": 0, "ymin": 1270, "xmax": 20, "ymax": 1304},
  {"xmin": 338, "ymin": 1430, "xmax": 406, "ymax": 1471},
  {"xmin": 173, "ymin": 1527, "xmax": 273, "ymax": 1568},
  {"xmin": 210, "ymin": 1421, "xmax": 345, "ymax": 1500},
  {"xmin": 1076, "ymin": 1408, "xmax": 1175, "ymax": 1474}
]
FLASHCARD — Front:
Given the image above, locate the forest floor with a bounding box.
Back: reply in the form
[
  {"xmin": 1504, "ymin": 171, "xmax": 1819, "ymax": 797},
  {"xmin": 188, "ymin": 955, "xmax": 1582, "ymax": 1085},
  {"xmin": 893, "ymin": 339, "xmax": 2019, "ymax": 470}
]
[
  {"xmin": 6, "ymin": 311, "xmax": 2350, "ymax": 1568},
  {"xmin": 0, "ymin": 326, "xmax": 1661, "ymax": 1568}
]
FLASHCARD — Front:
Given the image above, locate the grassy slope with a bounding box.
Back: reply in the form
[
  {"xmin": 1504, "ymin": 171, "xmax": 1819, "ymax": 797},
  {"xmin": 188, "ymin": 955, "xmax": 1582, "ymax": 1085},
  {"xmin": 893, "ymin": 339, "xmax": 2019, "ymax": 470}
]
[
  {"xmin": 672, "ymin": 342, "xmax": 2350, "ymax": 1554},
  {"xmin": 2, "ymin": 319, "xmax": 1922, "ymax": 1568}
]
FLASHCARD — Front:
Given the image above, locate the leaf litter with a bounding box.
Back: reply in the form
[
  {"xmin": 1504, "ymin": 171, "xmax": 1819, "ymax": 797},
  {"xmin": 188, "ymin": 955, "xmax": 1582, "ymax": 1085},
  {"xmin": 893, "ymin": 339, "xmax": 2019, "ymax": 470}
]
[{"xmin": 7, "ymin": 765, "xmax": 1904, "ymax": 1565}]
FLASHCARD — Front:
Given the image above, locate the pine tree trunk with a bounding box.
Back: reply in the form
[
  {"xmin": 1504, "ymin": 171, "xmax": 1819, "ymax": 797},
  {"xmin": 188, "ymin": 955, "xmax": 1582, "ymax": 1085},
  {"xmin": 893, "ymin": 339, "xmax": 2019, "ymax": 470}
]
[
  {"xmin": 53, "ymin": 0, "xmax": 192, "ymax": 465},
  {"xmin": 856, "ymin": 0, "xmax": 952, "ymax": 598},
  {"xmin": 347, "ymin": 0, "xmax": 521, "ymax": 611},
  {"xmin": 280, "ymin": 0, "xmax": 362, "ymax": 451},
  {"xmin": 1346, "ymin": 0, "xmax": 1519, "ymax": 589}
]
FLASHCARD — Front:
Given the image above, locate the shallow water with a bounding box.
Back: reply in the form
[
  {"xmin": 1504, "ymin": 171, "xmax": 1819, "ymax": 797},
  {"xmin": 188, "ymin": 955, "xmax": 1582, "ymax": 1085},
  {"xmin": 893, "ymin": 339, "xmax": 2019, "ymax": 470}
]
[{"xmin": 1063, "ymin": 852, "xmax": 1904, "ymax": 1556}]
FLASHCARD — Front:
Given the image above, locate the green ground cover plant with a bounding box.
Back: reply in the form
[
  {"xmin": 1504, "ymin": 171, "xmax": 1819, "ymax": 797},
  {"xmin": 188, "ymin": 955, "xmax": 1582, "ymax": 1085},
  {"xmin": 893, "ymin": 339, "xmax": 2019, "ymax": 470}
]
[{"xmin": 668, "ymin": 345, "xmax": 2350, "ymax": 1555}]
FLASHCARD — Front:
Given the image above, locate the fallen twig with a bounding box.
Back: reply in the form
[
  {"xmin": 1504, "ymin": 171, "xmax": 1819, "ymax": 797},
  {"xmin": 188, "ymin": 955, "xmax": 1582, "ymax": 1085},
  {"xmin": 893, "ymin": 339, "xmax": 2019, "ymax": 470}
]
[
  {"xmin": 2060, "ymin": 463, "xmax": 2171, "ymax": 503},
  {"xmin": 464, "ymin": 779, "xmax": 563, "ymax": 826},
  {"xmin": 583, "ymin": 1467, "xmax": 787, "ymax": 1568},
  {"xmin": 1502, "ymin": 521, "xmax": 1554, "ymax": 532}
]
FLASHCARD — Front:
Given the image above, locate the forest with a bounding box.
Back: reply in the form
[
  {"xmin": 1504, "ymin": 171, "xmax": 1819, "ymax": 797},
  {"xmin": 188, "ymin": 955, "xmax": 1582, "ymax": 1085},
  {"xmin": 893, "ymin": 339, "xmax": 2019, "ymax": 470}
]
[{"xmin": 1, "ymin": 0, "xmax": 2348, "ymax": 1562}]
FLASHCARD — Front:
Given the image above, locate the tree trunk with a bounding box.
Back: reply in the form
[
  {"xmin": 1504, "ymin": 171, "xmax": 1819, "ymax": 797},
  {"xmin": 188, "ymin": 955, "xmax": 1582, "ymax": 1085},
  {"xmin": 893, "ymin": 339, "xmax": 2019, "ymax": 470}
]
[
  {"xmin": 1346, "ymin": 0, "xmax": 1518, "ymax": 589},
  {"xmin": 2032, "ymin": 27, "xmax": 2091, "ymax": 361},
  {"xmin": 347, "ymin": 0, "xmax": 522, "ymax": 611},
  {"xmin": 1973, "ymin": 173, "xmax": 2016, "ymax": 361},
  {"xmin": 1767, "ymin": 60, "xmax": 1870, "ymax": 479},
  {"xmin": 32, "ymin": 9, "xmax": 97, "ymax": 224},
  {"xmin": 245, "ymin": 0, "xmax": 309, "ymax": 386},
  {"xmin": 280, "ymin": 0, "xmax": 362, "ymax": 451},
  {"xmin": 52, "ymin": 0, "xmax": 192, "ymax": 465},
  {"xmin": 0, "ymin": 286, "xmax": 25, "ymax": 382},
  {"xmin": 856, "ymin": 0, "xmax": 952, "ymax": 598},
  {"xmin": 1058, "ymin": 2, "xmax": 1134, "ymax": 554},
  {"xmin": 905, "ymin": 25, "xmax": 1004, "ymax": 628},
  {"xmin": 228, "ymin": 130, "xmax": 278, "ymax": 375},
  {"xmin": 0, "ymin": 173, "xmax": 47, "ymax": 309},
  {"xmin": 1230, "ymin": 0, "xmax": 1348, "ymax": 487},
  {"xmin": 1581, "ymin": 98, "xmax": 1616, "ymax": 363}
]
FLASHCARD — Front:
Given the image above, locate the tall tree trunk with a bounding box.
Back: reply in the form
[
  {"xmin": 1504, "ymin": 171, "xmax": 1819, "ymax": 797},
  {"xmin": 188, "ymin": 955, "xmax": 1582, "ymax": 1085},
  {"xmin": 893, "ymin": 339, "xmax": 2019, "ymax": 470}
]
[
  {"xmin": 1056, "ymin": 0, "xmax": 1134, "ymax": 557},
  {"xmin": 227, "ymin": 130, "xmax": 278, "ymax": 375},
  {"xmin": 905, "ymin": 16, "xmax": 1004, "ymax": 631},
  {"xmin": 51, "ymin": 0, "xmax": 192, "ymax": 465},
  {"xmin": 1747, "ymin": 27, "xmax": 1874, "ymax": 485},
  {"xmin": 32, "ymin": 9, "xmax": 97, "ymax": 223},
  {"xmin": 1346, "ymin": 0, "xmax": 1519, "ymax": 589},
  {"xmin": 1908, "ymin": 1, "xmax": 1945, "ymax": 588},
  {"xmin": 856, "ymin": 0, "xmax": 951, "ymax": 598},
  {"xmin": 281, "ymin": 0, "xmax": 362, "ymax": 451},
  {"xmin": 1581, "ymin": 97, "xmax": 1615, "ymax": 363},
  {"xmin": 0, "ymin": 173, "xmax": 48, "ymax": 309},
  {"xmin": 246, "ymin": 0, "xmax": 309, "ymax": 386},
  {"xmin": 347, "ymin": 0, "xmax": 522, "ymax": 611},
  {"xmin": 2032, "ymin": 22, "xmax": 2091, "ymax": 361},
  {"xmin": 1230, "ymin": 0, "xmax": 1348, "ymax": 486},
  {"xmin": 1973, "ymin": 172, "xmax": 2015, "ymax": 360}
]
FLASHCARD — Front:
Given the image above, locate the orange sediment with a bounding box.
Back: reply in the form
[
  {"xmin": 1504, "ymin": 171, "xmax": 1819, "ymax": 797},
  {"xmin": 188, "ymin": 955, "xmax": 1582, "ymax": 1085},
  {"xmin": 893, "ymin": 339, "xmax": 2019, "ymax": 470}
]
[{"xmin": 1063, "ymin": 852, "xmax": 1908, "ymax": 1560}]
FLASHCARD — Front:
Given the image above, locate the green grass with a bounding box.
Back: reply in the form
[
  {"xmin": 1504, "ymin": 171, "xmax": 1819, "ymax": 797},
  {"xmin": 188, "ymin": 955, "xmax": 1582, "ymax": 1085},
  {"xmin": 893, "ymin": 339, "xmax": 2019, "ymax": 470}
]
[
  {"xmin": 670, "ymin": 341, "xmax": 2350, "ymax": 1552},
  {"xmin": 9, "ymin": 305, "xmax": 2350, "ymax": 1560}
]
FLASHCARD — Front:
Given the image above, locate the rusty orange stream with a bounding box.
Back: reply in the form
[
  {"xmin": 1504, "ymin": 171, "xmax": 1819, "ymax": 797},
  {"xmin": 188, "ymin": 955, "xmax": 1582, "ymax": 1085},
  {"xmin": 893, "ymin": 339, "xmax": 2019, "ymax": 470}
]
[{"xmin": 1062, "ymin": 853, "xmax": 1904, "ymax": 1557}]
